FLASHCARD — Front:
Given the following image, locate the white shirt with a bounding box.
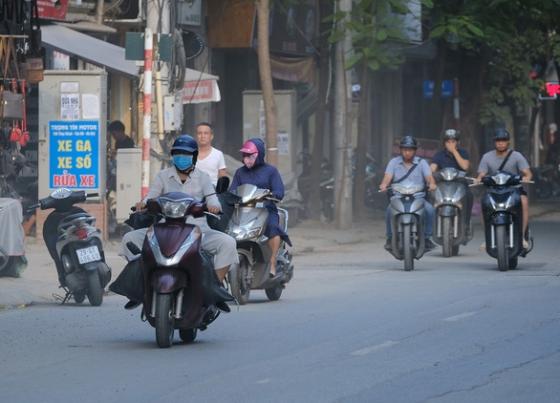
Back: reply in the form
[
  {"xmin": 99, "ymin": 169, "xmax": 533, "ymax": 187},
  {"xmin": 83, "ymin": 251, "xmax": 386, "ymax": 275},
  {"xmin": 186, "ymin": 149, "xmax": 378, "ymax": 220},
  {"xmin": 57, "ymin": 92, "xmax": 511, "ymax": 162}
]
[{"xmin": 196, "ymin": 147, "xmax": 226, "ymax": 186}]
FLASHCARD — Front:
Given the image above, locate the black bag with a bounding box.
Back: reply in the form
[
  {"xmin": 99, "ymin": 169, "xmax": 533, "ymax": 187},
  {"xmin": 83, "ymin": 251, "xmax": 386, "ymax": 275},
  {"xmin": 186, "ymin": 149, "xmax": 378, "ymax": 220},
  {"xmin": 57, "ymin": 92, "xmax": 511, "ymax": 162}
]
[
  {"xmin": 125, "ymin": 211, "xmax": 157, "ymax": 230},
  {"xmin": 207, "ymin": 192, "xmax": 241, "ymax": 232},
  {"xmin": 109, "ymin": 260, "xmax": 144, "ymax": 302}
]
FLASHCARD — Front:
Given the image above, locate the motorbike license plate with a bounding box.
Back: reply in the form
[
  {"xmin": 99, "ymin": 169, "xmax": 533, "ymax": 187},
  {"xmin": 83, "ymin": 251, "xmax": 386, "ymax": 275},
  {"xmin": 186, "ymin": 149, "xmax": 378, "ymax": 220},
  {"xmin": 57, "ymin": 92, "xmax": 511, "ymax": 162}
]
[{"xmin": 76, "ymin": 246, "xmax": 101, "ymax": 264}]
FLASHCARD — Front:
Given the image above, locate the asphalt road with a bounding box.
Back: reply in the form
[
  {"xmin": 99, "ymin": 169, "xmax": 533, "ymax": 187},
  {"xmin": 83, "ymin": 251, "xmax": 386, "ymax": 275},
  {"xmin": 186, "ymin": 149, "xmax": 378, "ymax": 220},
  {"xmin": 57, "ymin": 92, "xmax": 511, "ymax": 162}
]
[{"xmin": 1, "ymin": 214, "xmax": 559, "ymax": 403}]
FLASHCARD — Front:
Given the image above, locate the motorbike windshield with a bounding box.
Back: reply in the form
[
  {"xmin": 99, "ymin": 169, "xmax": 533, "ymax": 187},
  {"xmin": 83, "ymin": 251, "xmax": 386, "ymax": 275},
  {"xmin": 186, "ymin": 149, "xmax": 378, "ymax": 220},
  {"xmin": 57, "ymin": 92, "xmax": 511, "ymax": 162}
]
[
  {"xmin": 440, "ymin": 168, "xmax": 460, "ymax": 181},
  {"xmin": 234, "ymin": 184, "xmax": 269, "ymax": 204},
  {"xmin": 392, "ymin": 182, "xmax": 425, "ymax": 196}
]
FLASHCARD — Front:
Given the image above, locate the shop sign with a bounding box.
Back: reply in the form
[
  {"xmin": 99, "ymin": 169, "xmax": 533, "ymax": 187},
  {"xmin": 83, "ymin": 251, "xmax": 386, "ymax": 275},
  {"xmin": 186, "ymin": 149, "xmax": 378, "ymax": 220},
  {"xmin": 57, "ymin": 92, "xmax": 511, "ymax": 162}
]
[
  {"xmin": 49, "ymin": 121, "xmax": 99, "ymax": 189},
  {"xmin": 37, "ymin": 0, "xmax": 69, "ymax": 21}
]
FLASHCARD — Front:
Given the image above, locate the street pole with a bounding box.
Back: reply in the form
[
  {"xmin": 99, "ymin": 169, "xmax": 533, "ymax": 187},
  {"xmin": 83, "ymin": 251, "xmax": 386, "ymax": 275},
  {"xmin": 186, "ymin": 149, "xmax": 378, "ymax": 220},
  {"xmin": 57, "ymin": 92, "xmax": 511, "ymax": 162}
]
[
  {"xmin": 141, "ymin": 28, "xmax": 153, "ymax": 198},
  {"xmin": 334, "ymin": 0, "xmax": 353, "ymax": 229}
]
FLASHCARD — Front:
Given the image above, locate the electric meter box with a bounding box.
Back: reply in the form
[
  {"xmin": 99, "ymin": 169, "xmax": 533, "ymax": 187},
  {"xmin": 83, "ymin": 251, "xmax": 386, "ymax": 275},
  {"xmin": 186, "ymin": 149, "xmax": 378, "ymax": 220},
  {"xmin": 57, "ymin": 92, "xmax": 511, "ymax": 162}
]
[{"xmin": 116, "ymin": 148, "xmax": 142, "ymax": 223}]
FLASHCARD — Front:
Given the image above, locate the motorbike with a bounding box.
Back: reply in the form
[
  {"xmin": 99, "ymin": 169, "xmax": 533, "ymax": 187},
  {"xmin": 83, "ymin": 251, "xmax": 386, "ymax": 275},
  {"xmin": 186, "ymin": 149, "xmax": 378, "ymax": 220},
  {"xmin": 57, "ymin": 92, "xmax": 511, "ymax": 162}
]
[
  {"xmin": 135, "ymin": 192, "xmax": 233, "ymax": 348},
  {"xmin": 479, "ymin": 172, "xmax": 533, "ymax": 271},
  {"xmin": 432, "ymin": 168, "xmax": 473, "ymax": 257},
  {"xmin": 385, "ymin": 182, "xmax": 428, "ymax": 271},
  {"xmin": 226, "ymin": 184, "xmax": 294, "ymax": 304},
  {"xmin": 533, "ymin": 164, "xmax": 560, "ymax": 199},
  {"xmin": 28, "ymin": 189, "xmax": 111, "ymax": 305}
]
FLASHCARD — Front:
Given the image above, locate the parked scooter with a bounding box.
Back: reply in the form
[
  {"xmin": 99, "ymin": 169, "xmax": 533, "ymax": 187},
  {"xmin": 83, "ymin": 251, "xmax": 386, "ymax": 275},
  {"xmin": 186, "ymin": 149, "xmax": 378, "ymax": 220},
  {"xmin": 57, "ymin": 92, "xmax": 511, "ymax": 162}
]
[
  {"xmin": 479, "ymin": 172, "xmax": 533, "ymax": 271},
  {"xmin": 385, "ymin": 182, "xmax": 428, "ymax": 271},
  {"xmin": 227, "ymin": 184, "xmax": 294, "ymax": 304},
  {"xmin": 133, "ymin": 192, "xmax": 233, "ymax": 348},
  {"xmin": 432, "ymin": 168, "xmax": 473, "ymax": 257},
  {"xmin": 28, "ymin": 189, "xmax": 111, "ymax": 305}
]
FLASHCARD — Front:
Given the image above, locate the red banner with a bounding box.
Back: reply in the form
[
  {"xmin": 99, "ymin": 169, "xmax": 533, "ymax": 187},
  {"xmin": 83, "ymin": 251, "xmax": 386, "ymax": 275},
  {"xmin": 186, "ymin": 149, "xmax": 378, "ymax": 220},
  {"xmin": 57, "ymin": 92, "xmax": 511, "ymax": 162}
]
[{"xmin": 37, "ymin": 0, "xmax": 69, "ymax": 21}]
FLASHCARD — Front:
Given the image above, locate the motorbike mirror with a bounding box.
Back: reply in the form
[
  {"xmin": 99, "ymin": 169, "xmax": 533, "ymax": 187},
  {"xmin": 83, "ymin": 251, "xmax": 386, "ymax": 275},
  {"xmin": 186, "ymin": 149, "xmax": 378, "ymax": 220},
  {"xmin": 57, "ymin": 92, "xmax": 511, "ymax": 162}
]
[{"xmin": 216, "ymin": 176, "xmax": 230, "ymax": 194}]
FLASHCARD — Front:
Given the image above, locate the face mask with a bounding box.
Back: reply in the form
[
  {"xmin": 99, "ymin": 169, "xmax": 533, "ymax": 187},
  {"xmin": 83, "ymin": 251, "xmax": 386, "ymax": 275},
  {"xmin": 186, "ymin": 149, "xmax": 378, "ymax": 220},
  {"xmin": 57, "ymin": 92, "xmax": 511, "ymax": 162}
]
[
  {"xmin": 173, "ymin": 154, "xmax": 193, "ymax": 171},
  {"xmin": 243, "ymin": 153, "xmax": 258, "ymax": 169}
]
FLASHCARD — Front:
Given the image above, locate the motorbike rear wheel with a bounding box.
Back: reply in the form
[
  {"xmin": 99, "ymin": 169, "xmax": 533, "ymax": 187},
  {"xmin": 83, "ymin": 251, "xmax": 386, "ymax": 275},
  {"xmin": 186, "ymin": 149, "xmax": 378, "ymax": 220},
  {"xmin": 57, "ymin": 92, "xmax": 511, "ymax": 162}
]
[
  {"xmin": 509, "ymin": 257, "xmax": 518, "ymax": 270},
  {"xmin": 73, "ymin": 292, "xmax": 86, "ymax": 304},
  {"xmin": 495, "ymin": 226, "xmax": 509, "ymax": 272},
  {"xmin": 155, "ymin": 293, "xmax": 174, "ymax": 348},
  {"xmin": 179, "ymin": 328, "xmax": 197, "ymax": 343},
  {"xmin": 265, "ymin": 285, "xmax": 283, "ymax": 301},
  {"xmin": 403, "ymin": 225, "xmax": 414, "ymax": 271},
  {"xmin": 442, "ymin": 217, "xmax": 454, "ymax": 258},
  {"xmin": 229, "ymin": 256, "xmax": 251, "ymax": 305},
  {"xmin": 86, "ymin": 271, "xmax": 103, "ymax": 306}
]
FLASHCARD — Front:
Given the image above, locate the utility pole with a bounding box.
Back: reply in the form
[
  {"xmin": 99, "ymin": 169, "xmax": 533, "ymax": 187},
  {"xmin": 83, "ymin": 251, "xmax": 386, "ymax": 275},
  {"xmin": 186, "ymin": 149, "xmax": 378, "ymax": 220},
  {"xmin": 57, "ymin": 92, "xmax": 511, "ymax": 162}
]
[{"xmin": 334, "ymin": 0, "xmax": 353, "ymax": 229}]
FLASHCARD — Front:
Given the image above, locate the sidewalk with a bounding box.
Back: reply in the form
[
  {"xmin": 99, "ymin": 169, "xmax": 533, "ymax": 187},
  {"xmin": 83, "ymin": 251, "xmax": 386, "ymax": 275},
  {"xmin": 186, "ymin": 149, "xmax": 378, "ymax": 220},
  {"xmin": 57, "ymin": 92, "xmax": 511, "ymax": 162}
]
[{"xmin": 1, "ymin": 201, "xmax": 558, "ymax": 310}]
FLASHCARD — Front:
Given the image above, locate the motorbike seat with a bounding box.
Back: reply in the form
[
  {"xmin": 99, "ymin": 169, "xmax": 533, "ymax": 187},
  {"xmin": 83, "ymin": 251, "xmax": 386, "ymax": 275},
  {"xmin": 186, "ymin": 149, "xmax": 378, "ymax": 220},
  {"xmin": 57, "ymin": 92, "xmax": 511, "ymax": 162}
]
[{"xmin": 57, "ymin": 212, "xmax": 95, "ymax": 231}]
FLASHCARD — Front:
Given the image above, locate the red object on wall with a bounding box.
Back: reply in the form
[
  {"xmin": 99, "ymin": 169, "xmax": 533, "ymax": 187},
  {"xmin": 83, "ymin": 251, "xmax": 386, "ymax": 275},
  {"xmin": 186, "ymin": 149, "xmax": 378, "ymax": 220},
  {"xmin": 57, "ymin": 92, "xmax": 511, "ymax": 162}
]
[{"xmin": 37, "ymin": 0, "xmax": 69, "ymax": 21}]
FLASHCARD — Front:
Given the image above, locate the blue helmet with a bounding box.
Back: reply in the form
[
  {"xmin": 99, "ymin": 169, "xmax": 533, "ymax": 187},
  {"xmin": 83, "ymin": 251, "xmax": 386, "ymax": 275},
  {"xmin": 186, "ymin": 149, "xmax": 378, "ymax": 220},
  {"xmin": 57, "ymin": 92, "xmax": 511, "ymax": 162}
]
[
  {"xmin": 494, "ymin": 128, "xmax": 510, "ymax": 141},
  {"xmin": 171, "ymin": 134, "xmax": 198, "ymax": 154},
  {"xmin": 399, "ymin": 135, "xmax": 418, "ymax": 149}
]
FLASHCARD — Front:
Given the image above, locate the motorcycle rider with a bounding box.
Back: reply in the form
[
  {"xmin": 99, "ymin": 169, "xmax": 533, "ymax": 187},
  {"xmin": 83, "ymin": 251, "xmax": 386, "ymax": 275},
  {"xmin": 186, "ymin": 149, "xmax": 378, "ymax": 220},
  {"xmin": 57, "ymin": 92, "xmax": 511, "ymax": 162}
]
[
  {"xmin": 430, "ymin": 129, "xmax": 473, "ymax": 234},
  {"xmin": 120, "ymin": 135, "xmax": 238, "ymax": 291},
  {"xmin": 230, "ymin": 138, "xmax": 291, "ymax": 280},
  {"xmin": 379, "ymin": 136, "xmax": 437, "ymax": 251},
  {"xmin": 476, "ymin": 128, "xmax": 532, "ymax": 248}
]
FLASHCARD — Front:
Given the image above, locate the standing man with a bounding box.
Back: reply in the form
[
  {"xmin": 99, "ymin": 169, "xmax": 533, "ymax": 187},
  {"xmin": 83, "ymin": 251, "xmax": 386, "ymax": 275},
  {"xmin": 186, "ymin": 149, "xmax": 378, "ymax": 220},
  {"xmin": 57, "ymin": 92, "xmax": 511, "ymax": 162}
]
[
  {"xmin": 544, "ymin": 122, "xmax": 559, "ymax": 165},
  {"xmin": 379, "ymin": 136, "xmax": 437, "ymax": 251},
  {"xmin": 476, "ymin": 128, "xmax": 532, "ymax": 248},
  {"xmin": 195, "ymin": 122, "xmax": 227, "ymax": 187},
  {"xmin": 108, "ymin": 120, "xmax": 135, "ymax": 151}
]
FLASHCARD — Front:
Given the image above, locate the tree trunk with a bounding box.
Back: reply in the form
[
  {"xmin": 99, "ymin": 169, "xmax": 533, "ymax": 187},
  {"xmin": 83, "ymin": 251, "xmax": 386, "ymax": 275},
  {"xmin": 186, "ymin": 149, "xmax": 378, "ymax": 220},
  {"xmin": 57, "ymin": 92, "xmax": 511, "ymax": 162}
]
[
  {"xmin": 334, "ymin": 0, "xmax": 353, "ymax": 229},
  {"xmin": 354, "ymin": 60, "xmax": 371, "ymax": 218},
  {"xmin": 307, "ymin": 0, "xmax": 333, "ymax": 220},
  {"xmin": 256, "ymin": 0, "xmax": 278, "ymax": 166}
]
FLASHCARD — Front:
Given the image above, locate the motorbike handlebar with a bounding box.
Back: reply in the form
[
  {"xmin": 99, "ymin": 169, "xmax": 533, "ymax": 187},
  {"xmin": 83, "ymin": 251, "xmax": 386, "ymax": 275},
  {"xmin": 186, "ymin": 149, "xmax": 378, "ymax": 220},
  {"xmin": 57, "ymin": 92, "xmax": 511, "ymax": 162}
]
[{"xmin": 86, "ymin": 193, "xmax": 99, "ymax": 198}]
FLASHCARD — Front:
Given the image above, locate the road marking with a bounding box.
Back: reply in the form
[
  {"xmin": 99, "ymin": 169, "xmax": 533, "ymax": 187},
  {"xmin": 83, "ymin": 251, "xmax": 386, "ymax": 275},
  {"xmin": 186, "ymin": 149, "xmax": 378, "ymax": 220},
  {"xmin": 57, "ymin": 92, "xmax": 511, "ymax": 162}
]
[
  {"xmin": 256, "ymin": 378, "xmax": 271, "ymax": 384},
  {"xmin": 351, "ymin": 340, "xmax": 399, "ymax": 356},
  {"xmin": 443, "ymin": 311, "xmax": 478, "ymax": 322}
]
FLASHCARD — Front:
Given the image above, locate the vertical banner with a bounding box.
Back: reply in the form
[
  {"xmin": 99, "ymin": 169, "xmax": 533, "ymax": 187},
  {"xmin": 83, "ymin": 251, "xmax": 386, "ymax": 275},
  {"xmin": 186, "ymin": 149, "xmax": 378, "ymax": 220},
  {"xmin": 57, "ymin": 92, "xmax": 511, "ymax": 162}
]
[{"xmin": 49, "ymin": 121, "xmax": 99, "ymax": 189}]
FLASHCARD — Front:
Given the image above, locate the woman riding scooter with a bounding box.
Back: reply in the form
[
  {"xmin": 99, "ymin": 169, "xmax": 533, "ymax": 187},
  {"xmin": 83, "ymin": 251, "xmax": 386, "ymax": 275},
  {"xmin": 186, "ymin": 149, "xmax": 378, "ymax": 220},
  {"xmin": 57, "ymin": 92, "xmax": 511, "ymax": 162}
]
[{"xmin": 230, "ymin": 138, "xmax": 291, "ymax": 280}]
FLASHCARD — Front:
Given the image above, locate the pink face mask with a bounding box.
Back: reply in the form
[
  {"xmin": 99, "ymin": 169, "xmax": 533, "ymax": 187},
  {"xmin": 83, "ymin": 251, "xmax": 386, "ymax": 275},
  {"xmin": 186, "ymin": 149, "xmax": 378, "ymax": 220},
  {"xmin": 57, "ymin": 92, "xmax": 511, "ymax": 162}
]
[{"xmin": 242, "ymin": 153, "xmax": 258, "ymax": 169}]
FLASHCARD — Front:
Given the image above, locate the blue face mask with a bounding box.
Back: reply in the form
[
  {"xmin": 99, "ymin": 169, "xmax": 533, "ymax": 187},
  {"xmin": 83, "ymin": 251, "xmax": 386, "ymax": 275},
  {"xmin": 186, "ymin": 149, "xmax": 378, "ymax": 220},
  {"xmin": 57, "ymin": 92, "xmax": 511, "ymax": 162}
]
[{"xmin": 172, "ymin": 154, "xmax": 193, "ymax": 171}]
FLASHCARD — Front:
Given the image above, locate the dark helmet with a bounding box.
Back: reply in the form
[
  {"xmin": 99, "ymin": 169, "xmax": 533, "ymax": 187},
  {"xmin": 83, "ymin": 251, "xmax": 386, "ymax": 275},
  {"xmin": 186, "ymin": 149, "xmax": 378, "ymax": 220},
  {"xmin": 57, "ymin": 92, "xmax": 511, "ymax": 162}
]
[
  {"xmin": 494, "ymin": 128, "xmax": 510, "ymax": 141},
  {"xmin": 443, "ymin": 128, "xmax": 459, "ymax": 141},
  {"xmin": 399, "ymin": 135, "xmax": 418, "ymax": 149},
  {"xmin": 171, "ymin": 134, "xmax": 198, "ymax": 163}
]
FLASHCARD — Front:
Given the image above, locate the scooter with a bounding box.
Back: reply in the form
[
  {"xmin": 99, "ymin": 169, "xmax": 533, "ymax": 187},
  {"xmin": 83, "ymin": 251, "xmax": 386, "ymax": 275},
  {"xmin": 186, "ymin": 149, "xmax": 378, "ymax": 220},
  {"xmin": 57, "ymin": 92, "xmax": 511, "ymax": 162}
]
[
  {"xmin": 28, "ymin": 188, "xmax": 111, "ymax": 305},
  {"xmin": 385, "ymin": 182, "xmax": 428, "ymax": 271},
  {"xmin": 226, "ymin": 184, "xmax": 294, "ymax": 304},
  {"xmin": 137, "ymin": 192, "xmax": 233, "ymax": 348},
  {"xmin": 432, "ymin": 168, "xmax": 473, "ymax": 257},
  {"xmin": 479, "ymin": 172, "xmax": 533, "ymax": 271}
]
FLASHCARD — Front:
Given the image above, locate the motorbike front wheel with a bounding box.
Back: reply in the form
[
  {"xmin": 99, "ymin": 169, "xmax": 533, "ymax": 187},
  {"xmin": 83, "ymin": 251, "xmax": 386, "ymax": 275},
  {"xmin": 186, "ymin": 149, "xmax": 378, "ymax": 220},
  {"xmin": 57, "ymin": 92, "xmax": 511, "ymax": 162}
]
[
  {"xmin": 403, "ymin": 225, "xmax": 414, "ymax": 271},
  {"xmin": 155, "ymin": 293, "xmax": 174, "ymax": 348},
  {"xmin": 229, "ymin": 256, "xmax": 251, "ymax": 305},
  {"xmin": 87, "ymin": 271, "xmax": 103, "ymax": 306},
  {"xmin": 495, "ymin": 225, "xmax": 509, "ymax": 272},
  {"xmin": 442, "ymin": 216, "xmax": 454, "ymax": 258}
]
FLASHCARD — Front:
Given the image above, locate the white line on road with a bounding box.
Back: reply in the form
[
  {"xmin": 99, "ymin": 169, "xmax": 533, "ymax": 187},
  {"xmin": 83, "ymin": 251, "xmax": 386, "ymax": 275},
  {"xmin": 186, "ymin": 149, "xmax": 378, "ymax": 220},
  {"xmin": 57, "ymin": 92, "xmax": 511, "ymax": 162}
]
[
  {"xmin": 256, "ymin": 378, "xmax": 271, "ymax": 384},
  {"xmin": 442, "ymin": 311, "xmax": 478, "ymax": 322},
  {"xmin": 351, "ymin": 340, "xmax": 399, "ymax": 356}
]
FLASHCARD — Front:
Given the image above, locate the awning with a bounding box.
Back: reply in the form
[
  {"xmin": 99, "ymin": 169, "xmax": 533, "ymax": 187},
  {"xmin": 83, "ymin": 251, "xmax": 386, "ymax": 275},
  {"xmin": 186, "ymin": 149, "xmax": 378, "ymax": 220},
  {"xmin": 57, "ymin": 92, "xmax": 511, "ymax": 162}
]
[
  {"xmin": 179, "ymin": 68, "xmax": 221, "ymax": 104},
  {"xmin": 41, "ymin": 24, "xmax": 138, "ymax": 77}
]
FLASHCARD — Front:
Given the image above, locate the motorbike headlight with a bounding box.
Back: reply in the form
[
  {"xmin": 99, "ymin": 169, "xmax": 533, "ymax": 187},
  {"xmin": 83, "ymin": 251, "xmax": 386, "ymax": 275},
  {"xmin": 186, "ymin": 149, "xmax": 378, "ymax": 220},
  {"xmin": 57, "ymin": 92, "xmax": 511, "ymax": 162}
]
[
  {"xmin": 232, "ymin": 226, "xmax": 262, "ymax": 241},
  {"xmin": 161, "ymin": 200, "xmax": 188, "ymax": 218}
]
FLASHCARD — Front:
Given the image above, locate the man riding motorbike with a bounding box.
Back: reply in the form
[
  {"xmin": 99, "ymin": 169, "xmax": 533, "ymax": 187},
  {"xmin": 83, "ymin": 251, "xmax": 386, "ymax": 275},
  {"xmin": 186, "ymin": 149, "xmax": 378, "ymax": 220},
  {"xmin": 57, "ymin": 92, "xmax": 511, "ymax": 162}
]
[
  {"xmin": 430, "ymin": 129, "xmax": 474, "ymax": 235},
  {"xmin": 476, "ymin": 128, "xmax": 532, "ymax": 249},
  {"xmin": 379, "ymin": 136, "xmax": 437, "ymax": 251},
  {"xmin": 230, "ymin": 138, "xmax": 291, "ymax": 280},
  {"xmin": 119, "ymin": 135, "xmax": 238, "ymax": 308}
]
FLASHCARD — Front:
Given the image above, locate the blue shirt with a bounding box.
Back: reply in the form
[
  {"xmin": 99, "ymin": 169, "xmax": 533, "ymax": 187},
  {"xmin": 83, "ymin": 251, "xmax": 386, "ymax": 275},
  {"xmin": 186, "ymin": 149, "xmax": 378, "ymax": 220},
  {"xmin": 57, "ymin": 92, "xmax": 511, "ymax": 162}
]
[
  {"xmin": 431, "ymin": 148, "xmax": 469, "ymax": 171},
  {"xmin": 385, "ymin": 156, "xmax": 431, "ymax": 197}
]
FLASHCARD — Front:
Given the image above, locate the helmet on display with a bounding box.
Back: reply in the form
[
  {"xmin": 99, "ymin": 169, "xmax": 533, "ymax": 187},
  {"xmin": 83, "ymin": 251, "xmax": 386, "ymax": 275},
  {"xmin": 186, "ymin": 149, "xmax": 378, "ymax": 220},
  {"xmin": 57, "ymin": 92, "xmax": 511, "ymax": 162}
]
[
  {"xmin": 443, "ymin": 128, "xmax": 459, "ymax": 141},
  {"xmin": 239, "ymin": 140, "xmax": 259, "ymax": 154},
  {"xmin": 494, "ymin": 128, "xmax": 511, "ymax": 141},
  {"xmin": 399, "ymin": 135, "xmax": 418, "ymax": 149}
]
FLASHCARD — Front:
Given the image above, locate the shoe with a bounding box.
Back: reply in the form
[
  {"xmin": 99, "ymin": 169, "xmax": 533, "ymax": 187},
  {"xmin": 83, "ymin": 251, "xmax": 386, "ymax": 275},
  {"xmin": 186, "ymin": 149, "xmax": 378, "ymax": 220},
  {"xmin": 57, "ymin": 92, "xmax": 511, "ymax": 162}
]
[
  {"xmin": 425, "ymin": 239, "xmax": 436, "ymax": 250},
  {"xmin": 124, "ymin": 300, "xmax": 141, "ymax": 310},
  {"xmin": 479, "ymin": 242, "xmax": 486, "ymax": 251},
  {"xmin": 216, "ymin": 301, "xmax": 231, "ymax": 313},
  {"xmin": 384, "ymin": 238, "xmax": 392, "ymax": 251},
  {"xmin": 522, "ymin": 238, "xmax": 529, "ymax": 249}
]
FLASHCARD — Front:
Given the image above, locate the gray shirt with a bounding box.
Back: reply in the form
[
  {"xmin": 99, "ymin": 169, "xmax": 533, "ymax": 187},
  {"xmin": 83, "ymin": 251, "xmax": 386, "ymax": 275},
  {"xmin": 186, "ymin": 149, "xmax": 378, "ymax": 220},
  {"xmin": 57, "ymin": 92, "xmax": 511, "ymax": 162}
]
[
  {"xmin": 144, "ymin": 167, "xmax": 221, "ymax": 231},
  {"xmin": 385, "ymin": 156, "xmax": 431, "ymax": 197},
  {"xmin": 477, "ymin": 150, "xmax": 530, "ymax": 176}
]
